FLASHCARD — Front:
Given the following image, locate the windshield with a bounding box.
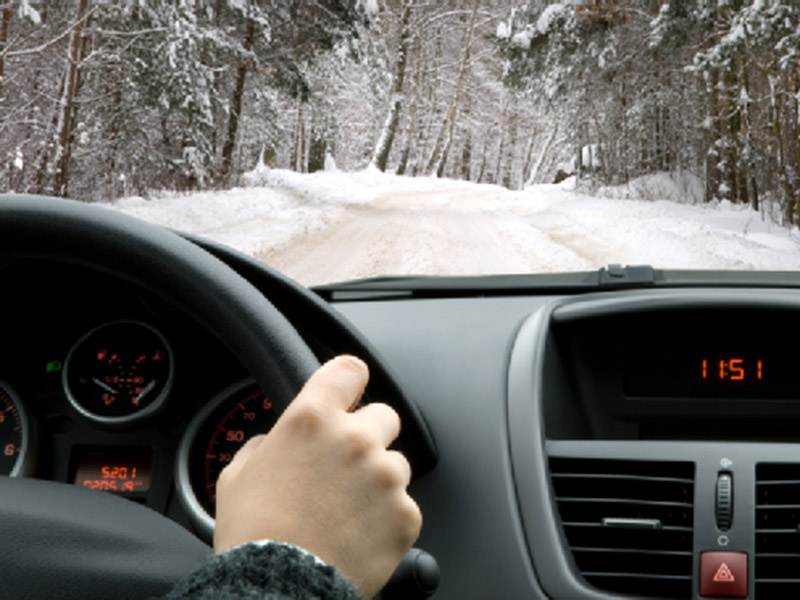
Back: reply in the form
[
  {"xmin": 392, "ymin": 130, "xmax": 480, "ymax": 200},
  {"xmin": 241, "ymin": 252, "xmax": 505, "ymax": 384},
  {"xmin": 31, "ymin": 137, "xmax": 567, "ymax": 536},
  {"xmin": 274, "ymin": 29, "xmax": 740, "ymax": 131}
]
[{"xmin": 2, "ymin": 1, "xmax": 799, "ymax": 286}]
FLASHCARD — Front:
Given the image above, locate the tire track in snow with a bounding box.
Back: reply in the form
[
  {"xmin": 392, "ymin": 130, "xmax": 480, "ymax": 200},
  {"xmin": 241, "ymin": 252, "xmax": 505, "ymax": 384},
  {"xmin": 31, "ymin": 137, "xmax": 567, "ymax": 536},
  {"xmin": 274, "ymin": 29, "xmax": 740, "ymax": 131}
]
[{"xmin": 257, "ymin": 186, "xmax": 596, "ymax": 287}]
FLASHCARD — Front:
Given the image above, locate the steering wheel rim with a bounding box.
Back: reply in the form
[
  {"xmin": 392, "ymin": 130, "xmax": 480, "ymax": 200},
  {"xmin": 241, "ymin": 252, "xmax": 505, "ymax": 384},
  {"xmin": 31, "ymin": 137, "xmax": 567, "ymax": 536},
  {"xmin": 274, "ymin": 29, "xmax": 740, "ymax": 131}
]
[
  {"xmin": 0, "ymin": 194, "xmax": 321, "ymax": 599},
  {"xmin": 0, "ymin": 195, "xmax": 320, "ymax": 407}
]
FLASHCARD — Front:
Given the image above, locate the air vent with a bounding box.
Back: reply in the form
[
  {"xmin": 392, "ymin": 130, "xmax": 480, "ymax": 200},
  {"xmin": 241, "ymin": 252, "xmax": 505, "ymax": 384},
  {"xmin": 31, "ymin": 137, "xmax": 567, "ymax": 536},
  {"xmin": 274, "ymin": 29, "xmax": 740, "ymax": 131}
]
[
  {"xmin": 549, "ymin": 457, "xmax": 694, "ymax": 598},
  {"xmin": 755, "ymin": 463, "xmax": 800, "ymax": 598}
]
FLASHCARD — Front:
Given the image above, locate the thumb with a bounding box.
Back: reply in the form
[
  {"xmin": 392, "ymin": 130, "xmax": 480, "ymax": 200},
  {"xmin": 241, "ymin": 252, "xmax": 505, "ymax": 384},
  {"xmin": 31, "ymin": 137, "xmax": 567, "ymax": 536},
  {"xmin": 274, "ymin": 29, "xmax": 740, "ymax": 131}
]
[{"xmin": 289, "ymin": 355, "xmax": 369, "ymax": 414}]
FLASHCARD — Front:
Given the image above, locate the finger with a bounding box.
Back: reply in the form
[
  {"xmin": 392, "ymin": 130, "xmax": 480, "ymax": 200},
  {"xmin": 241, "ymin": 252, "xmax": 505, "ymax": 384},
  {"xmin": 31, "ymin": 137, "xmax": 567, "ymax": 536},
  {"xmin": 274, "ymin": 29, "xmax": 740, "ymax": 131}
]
[
  {"xmin": 293, "ymin": 355, "xmax": 369, "ymax": 414},
  {"xmin": 384, "ymin": 449, "xmax": 412, "ymax": 488},
  {"xmin": 396, "ymin": 493, "xmax": 423, "ymax": 547},
  {"xmin": 351, "ymin": 402, "xmax": 402, "ymax": 448}
]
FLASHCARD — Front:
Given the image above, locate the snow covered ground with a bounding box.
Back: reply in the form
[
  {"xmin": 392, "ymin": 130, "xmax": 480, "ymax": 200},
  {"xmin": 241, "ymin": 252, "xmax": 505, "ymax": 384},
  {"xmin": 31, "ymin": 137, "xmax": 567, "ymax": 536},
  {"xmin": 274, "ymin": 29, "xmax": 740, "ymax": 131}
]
[{"xmin": 108, "ymin": 167, "xmax": 800, "ymax": 287}]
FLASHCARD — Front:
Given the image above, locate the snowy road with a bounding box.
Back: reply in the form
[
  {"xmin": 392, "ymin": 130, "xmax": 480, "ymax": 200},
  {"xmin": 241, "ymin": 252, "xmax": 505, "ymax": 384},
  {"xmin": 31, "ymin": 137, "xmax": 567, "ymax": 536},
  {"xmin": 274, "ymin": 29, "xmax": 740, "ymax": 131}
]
[
  {"xmin": 112, "ymin": 168, "xmax": 800, "ymax": 287},
  {"xmin": 260, "ymin": 180, "xmax": 800, "ymax": 287},
  {"xmin": 260, "ymin": 188, "xmax": 585, "ymax": 286}
]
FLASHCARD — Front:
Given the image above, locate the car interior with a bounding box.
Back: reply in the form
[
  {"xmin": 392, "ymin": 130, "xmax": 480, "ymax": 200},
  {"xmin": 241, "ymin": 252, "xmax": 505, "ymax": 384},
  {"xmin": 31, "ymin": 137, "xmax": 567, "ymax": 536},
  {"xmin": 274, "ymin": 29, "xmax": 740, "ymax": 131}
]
[{"xmin": 2, "ymin": 195, "xmax": 799, "ymax": 600}]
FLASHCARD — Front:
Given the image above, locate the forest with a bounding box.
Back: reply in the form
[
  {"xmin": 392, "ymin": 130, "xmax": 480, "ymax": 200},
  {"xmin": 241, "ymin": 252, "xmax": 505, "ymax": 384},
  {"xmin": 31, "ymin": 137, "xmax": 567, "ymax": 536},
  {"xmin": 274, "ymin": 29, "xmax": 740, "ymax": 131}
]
[{"xmin": 1, "ymin": 1, "xmax": 799, "ymax": 223}]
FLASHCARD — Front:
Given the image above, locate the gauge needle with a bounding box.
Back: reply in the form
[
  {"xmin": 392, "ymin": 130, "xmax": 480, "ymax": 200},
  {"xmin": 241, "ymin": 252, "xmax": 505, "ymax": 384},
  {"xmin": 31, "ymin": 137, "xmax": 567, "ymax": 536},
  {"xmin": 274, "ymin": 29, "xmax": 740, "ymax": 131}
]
[
  {"xmin": 134, "ymin": 380, "xmax": 156, "ymax": 405},
  {"xmin": 92, "ymin": 378, "xmax": 117, "ymax": 395}
]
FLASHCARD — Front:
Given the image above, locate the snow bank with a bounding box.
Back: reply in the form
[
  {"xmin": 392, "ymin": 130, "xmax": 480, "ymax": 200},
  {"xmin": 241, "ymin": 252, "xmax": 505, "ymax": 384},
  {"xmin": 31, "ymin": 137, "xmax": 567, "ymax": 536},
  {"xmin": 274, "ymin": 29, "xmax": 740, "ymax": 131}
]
[
  {"xmin": 596, "ymin": 170, "xmax": 705, "ymax": 204},
  {"xmin": 106, "ymin": 169, "xmax": 800, "ymax": 281},
  {"xmin": 512, "ymin": 183, "xmax": 800, "ymax": 271},
  {"xmin": 108, "ymin": 167, "xmax": 482, "ymax": 258}
]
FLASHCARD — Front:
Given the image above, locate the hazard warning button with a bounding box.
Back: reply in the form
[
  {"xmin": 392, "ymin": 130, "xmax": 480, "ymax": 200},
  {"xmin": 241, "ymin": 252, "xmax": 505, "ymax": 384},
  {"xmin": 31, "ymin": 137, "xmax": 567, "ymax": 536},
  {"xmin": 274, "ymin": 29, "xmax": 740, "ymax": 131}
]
[{"xmin": 700, "ymin": 552, "xmax": 747, "ymax": 597}]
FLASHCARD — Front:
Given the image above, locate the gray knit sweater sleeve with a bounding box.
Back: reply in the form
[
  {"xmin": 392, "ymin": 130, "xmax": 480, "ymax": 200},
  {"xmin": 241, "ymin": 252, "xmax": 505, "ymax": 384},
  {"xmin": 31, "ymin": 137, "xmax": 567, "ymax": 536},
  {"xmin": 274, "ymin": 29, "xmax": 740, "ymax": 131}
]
[{"xmin": 161, "ymin": 542, "xmax": 362, "ymax": 600}]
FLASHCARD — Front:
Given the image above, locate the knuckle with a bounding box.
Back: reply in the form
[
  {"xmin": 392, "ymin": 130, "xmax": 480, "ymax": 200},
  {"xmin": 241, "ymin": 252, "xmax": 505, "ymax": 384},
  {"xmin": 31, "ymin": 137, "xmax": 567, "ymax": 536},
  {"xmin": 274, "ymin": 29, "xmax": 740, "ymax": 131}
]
[
  {"xmin": 342, "ymin": 426, "xmax": 374, "ymax": 460},
  {"xmin": 284, "ymin": 402, "xmax": 325, "ymax": 435},
  {"xmin": 374, "ymin": 458, "xmax": 405, "ymax": 490}
]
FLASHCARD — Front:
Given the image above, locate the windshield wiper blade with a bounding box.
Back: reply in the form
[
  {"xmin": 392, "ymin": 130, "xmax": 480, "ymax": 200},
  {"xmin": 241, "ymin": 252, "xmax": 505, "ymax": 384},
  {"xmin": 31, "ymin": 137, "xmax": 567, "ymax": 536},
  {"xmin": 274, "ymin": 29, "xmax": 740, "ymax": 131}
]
[
  {"xmin": 313, "ymin": 266, "xmax": 653, "ymax": 300},
  {"xmin": 313, "ymin": 265, "xmax": 800, "ymax": 302}
]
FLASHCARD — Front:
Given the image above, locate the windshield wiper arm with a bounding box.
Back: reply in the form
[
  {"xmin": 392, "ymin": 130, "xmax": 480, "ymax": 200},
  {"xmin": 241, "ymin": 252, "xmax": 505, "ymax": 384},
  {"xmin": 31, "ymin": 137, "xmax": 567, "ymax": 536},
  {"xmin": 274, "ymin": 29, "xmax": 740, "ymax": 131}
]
[{"xmin": 598, "ymin": 264, "xmax": 655, "ymax": 288}]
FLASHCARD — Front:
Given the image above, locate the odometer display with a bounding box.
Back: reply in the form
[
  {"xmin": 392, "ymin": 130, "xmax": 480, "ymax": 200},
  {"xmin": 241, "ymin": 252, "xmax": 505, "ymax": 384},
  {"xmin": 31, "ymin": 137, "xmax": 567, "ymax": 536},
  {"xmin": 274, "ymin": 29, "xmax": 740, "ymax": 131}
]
[{"xmin": 72, "ymin": 447, "xmax": 153, "ymax": 494}]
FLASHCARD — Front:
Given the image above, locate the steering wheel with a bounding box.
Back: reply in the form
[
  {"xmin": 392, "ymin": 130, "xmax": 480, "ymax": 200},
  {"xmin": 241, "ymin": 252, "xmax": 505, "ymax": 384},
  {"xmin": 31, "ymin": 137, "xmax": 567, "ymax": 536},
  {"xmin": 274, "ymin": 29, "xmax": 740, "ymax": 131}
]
[{"xmin": 0, "ymin": 195, "xmax": 321, "ymax": 599}]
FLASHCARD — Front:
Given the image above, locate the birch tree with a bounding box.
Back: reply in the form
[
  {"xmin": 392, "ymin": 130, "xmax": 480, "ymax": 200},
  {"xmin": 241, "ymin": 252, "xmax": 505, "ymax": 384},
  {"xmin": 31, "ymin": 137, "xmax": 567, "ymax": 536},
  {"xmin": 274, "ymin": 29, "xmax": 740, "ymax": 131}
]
[
  {"xmin": 371, "ymin": 0, "xmax": 414, "ymax": 171},
  {"xmin": 425, "ymin": 0, "xmax": 480, "ymax": 176}
]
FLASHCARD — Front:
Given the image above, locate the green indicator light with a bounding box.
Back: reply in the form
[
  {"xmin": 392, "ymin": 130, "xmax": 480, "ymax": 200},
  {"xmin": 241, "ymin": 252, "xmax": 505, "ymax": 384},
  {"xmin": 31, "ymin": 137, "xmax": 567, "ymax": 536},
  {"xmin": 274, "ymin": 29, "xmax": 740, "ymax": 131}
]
[{"xmin": 46, "ymin": 360, "xmax": 63, "ymax": 373}]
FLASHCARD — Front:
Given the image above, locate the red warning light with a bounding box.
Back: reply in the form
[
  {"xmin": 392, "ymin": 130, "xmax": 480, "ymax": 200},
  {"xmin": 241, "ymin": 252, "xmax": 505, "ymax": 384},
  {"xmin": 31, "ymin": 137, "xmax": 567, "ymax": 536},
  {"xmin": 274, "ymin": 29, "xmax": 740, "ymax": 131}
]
[{"xmin": 713, "ymin": 563, "xmax": 735, "ymax": 582}]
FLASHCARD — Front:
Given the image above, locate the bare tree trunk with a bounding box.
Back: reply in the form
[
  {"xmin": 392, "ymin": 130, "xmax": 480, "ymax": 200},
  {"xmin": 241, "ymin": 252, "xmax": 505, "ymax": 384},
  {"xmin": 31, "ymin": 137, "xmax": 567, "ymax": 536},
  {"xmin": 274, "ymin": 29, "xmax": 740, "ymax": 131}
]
[
  {"xmin": 396, "ymin": 37, "xmax": 421, "ymax": 176},
  {"xmin": 503, "ymin": 103, "xmax": 518, "ymax": 189},
  {"xmin": 703, "ymin": 70, "xmax": 721, "ymax": 203},
  {"xmin": 494, "ymin": 125, "xmax": 506, "ymax": 185},
  {"xmin": 460, "ymin": 120, "xmax": 472, "ymax": 181},
  {"xmin": 291, "ymin": 104, "xmax": 302, "ymax": 172},
  {"xmin": 297, "ymin": 113, "xmax": 308, "ymax": 173},
  {"xmin": 220, "ymin": 14, "xmax": 255, "ymax": 182},
  {"xmin": 47, "ymin": 0, "xmax": 89, "ymax": 197},
  {"xmin": 0, "ymin": 4, "xmax": 11, "ymax": 100},
  {"xmin": 768, "ymin": 75, "xmax": 794, "ymax": 223},
  {"xmin": 425, "ymin": 0, "xmax": 479, "ymax": 175},
  {"xmin": 521, "ymin": 125, "xmax": 539, "ymax": 185},
  {"xmin": 791, "ymin": 75, "xmax": 800, "ymax": 220},
  {"xmin": 372, "ymin": 0, "xmax": 413, "ymax": 172},
  {"xmin": 210, "ymin": 0, "xmax": 226, "ymax": 156},
  {"xmin": 527, "ymin": 122, "xmax": 558, "ymax": 186},
  {"xmin": 476, "ymin": 137, "xmax": 488, "ymax": 183}
]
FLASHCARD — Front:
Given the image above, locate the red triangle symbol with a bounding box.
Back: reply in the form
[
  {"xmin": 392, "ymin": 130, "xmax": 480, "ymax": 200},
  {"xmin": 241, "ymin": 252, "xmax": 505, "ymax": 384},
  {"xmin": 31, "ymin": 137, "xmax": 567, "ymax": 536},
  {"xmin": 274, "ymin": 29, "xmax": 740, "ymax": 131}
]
[{"xmin": 713, "ymin": 563, "xmax": 735, "ymax": 582}]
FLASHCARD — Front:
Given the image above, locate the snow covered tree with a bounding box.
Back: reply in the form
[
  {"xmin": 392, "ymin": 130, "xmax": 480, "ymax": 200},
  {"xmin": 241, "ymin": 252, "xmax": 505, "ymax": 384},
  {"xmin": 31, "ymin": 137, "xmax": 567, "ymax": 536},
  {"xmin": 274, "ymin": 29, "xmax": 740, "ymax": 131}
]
[{"xmin": 497, "ymin": 0, "xmax": 800, "ymax": 222}]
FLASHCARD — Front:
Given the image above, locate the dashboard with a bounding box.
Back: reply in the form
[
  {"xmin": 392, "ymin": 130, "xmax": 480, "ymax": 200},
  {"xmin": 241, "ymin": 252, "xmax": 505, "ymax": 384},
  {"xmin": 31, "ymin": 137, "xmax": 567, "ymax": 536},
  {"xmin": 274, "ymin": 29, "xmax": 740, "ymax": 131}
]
[
  {"xmin": 330, "ymin": 287, "xmax": 800, "ymax": 600},
  {"xmin": 3, "ymin": 197, "xmax": 800, "ymax": 600}
]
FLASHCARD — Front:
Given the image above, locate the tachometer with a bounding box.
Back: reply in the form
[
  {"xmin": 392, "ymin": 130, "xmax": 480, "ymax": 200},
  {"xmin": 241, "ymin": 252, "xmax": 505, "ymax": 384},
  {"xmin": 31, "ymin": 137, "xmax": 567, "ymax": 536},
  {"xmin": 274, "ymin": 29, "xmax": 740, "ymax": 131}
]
[
  {"xmin": 63, "ymin": 321, "xmax": 173, "ymax": 426},
  {"xmin": 176, "ymin": 380, "xmax": 277, "ymax": 540},
  {"xmin": 0, "ymin": 381, "xmax": 34, "ymax": 476}
]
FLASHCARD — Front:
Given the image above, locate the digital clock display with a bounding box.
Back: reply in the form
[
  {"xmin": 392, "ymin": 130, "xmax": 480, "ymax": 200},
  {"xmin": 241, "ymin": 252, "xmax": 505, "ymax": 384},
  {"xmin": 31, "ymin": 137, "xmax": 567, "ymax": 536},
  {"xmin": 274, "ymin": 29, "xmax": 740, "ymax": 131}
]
[
  {"xmin": 72, "ymin": 447, "xmax": 152, "ymax": 494},
  {"xmin": 702, "ymin": 357, "xmax": 763, "ymax": 382},
  {"xmin": 625, "ymin": 335, "xmax": 798, "ymax": 399}
]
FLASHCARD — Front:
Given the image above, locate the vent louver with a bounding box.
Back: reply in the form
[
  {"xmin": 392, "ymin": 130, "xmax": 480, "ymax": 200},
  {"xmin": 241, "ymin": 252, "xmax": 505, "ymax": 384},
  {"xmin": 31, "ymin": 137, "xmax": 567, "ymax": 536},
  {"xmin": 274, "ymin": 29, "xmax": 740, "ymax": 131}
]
[
  {"xmin": 755, "ymin": 463, "xmax": 800, "ymax": 598},
  {"xmin": 549, "ymin": 457, "xmax": 694, "ymax": 598}
]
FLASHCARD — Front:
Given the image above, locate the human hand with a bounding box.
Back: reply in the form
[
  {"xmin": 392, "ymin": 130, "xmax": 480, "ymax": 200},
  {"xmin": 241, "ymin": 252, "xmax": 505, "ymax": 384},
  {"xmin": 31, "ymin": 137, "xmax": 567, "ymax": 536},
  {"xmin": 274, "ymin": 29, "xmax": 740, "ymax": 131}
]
[{"xmin": 213, "ymin": 355, "xmax": 422, "ymax": 599}]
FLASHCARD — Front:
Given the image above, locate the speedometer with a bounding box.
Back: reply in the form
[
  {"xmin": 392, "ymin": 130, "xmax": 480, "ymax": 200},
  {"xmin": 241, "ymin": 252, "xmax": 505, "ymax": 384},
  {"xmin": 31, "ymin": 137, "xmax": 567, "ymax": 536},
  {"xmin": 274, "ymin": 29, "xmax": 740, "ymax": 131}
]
[
  {"xmin": 0, "ymin": 380, "xmax": 34, "ymax": 477},
  {"xmin": 176, "ymin": 380, "xmax": 277, "ymax": 540}
]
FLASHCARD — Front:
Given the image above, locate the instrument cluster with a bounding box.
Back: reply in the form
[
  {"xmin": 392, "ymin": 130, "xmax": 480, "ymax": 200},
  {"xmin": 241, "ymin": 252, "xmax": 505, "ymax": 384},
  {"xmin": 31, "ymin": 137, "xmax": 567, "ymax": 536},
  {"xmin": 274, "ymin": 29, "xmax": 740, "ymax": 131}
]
[{"xmin": 0, "ymin": 261, "xmax": 282, "ymax": 541}]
